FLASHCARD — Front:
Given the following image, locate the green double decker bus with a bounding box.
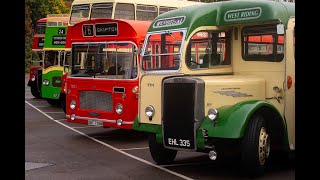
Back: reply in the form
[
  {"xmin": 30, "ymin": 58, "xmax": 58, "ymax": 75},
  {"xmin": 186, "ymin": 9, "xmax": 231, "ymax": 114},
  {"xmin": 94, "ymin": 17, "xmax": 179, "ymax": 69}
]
[{"xmin": 41, "ymin": 14, "xmax": 71, "ymax": 106}]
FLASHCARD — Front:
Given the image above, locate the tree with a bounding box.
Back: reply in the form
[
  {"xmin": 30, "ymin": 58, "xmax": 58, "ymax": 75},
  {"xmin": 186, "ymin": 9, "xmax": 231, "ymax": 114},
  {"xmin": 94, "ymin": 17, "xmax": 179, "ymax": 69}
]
[{"xmin": 25, "ymin": 0, "xmax": 71, "ymax": 72}]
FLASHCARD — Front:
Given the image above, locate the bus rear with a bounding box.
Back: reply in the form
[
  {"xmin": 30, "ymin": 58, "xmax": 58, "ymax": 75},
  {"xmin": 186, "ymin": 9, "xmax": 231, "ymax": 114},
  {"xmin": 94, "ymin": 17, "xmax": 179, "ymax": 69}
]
[{"xmin": 65, "ymin": 19, "xmax": 150, "ymax": 129}]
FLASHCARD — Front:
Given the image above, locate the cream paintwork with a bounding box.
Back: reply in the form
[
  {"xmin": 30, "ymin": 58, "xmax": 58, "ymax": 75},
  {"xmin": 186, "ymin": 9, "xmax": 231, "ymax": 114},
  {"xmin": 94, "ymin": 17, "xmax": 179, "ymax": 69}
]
[
  {"xmin": 42, "ymin": 66, "xmax": 64, "ymax": 74},
  {"xmin": 284, "ymin": 17, "xmax": 295, "ymax": 150},
  {"xmin": 139, "ymin": 23, "xmax": 292, "ymax": 134},
  {"xmin": 201, "ymin": 75, "xmax": 265, "ymax": 113},
  {"xmin": 139, "ymin": 74, "xmax": 178, "ymax": 124}
]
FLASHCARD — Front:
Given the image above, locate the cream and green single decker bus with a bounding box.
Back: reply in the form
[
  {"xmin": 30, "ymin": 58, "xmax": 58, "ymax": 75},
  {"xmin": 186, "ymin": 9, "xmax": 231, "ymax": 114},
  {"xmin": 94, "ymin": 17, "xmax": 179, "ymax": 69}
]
[{"xmin": 133, "ymin": 0, "xmax": 295, "ymax": 177}]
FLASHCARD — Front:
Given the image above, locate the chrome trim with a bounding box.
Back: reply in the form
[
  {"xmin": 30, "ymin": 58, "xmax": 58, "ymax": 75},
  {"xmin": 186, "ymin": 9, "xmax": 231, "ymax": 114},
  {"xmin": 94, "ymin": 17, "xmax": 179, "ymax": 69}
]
[{"xmin": 65, "ymin": 114, "xmax": 133, "ymax": 124}]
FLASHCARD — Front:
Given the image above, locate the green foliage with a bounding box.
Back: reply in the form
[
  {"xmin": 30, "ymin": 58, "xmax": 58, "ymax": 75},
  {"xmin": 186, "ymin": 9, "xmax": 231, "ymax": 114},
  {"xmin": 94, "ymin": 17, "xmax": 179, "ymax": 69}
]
[{"xmin": 25, "ymin": 0, "xmax": 71, "ymax": 73}]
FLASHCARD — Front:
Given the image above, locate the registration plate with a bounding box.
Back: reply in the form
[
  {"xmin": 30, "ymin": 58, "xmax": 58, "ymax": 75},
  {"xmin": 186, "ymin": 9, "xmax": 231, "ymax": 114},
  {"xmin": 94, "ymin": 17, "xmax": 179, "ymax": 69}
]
[{"xmin": 88, "ymin": 120, "xmax": 103, "ymax": 127}]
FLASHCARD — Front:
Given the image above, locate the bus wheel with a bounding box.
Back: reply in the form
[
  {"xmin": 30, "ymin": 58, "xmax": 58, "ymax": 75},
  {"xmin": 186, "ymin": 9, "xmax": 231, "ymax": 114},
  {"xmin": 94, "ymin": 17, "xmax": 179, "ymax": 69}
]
[
  {"xmin": 241, "ymin": 114, "xmax": 270, "ymax": 177},
  {"xmin": 149, "ymin": 134, "xmax": 177, "ymax": 165},
  {"xmin": 31, "ymin": 86, "xmax": 41, "ymax": 99},
  {"xmin": 47, "ymin": 99, "xmax": 60, "ymax": 106},
  {"xmin": 61, "ymin": 99, "xmax": 66, "ymax": 113},
  {"xmin": 60, "ymin": 95, "xmax": 66, "ymax": 113}
]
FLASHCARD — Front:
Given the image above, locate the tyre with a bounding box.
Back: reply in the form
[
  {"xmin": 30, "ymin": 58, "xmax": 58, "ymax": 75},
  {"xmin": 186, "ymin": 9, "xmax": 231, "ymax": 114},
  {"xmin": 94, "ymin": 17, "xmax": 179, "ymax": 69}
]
[
  {"xmin": 149, "ymin": 133, "xmax": 177, "ymax": 165},
  {"xmin": 47, "ymin": 99, "xmax": 60, "ymax": 106},
  {"xmin": 60, "ymin": 94, "xmax": 66, "ymax": 113},
  {"xmin": 61, "ymin": 98, "xmax": 66, "ymax": 113},
  {"xmin": 31, "ymin": 86, "xmax": 41, "ymax": 99},
  {"xmin": 241, "ymin": 113, "xmax": 270, "ymax": 177}
]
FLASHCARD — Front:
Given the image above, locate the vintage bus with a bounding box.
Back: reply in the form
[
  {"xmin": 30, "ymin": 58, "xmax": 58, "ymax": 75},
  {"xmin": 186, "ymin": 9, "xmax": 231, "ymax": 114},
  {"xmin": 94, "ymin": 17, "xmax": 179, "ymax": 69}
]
[
  {"xmin": 28, "ymin": 17, "xmax": 46, "ymax": 98},
  {"xmin": 65, "ymin": 0, "xmax": 205, "ymax": 47},
  {"xmin": 60, "ymin": 0, "xmax": 206, "ymax": 112},
  {"xmin": 133, "ymin": 0, "xmax": 295, "ymax": 177},
  {"xmin": 65, "ymin": 18, "xmax": 150, "ymax": 129},
  {"xmin": 41, "ymin": 14, "xmax": 71, "ymax": 106}
]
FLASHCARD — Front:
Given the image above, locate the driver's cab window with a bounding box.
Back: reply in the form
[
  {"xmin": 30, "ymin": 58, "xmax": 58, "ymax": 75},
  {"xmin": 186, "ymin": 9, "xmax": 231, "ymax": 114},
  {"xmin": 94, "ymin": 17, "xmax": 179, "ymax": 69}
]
[
  {"xmin": 44, "ymin": 51, "xmax": 59, "ymax": 68},
  {"xmin": 186, "ymin": 30, "xmax": 231, "ymax": 70}
]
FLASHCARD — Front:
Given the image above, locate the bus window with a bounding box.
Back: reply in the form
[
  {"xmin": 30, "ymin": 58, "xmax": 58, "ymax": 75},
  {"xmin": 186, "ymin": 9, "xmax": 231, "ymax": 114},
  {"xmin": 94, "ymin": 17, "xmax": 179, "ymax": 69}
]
[
  {"xmin": 242, "ymin": 24, "xmax": 284, "ymax": 62},
  {"xmin": 69, "ymin": 4, "xmax": 90, "ymax": 25},
  {"xmin": 186, "ymin": 31, "xmax": 231, "ymax": 70},
  {"xmin": 71, "ymin": 43, "xmax": 137, "ymax": 79},
  {"xmin": 114, "ymin": 3, "xmax": 134, "ymax": 20},
  {"xmin": 31, "ymin": 51, "xmax": 44, "ymax": 66},
  {"xmin": 91, "ymin": 3, "xmax": 113, "ymax": 19},
  {"xmin": 159, "ymin": 7, "xmax": 177, "ymax": 15},
  {"xmin": 35, "ymin": 22, "xmax": 46, "ymax": 34},
  {"xmin": 44, "ymin": 51, "xmax": 59, "ymax": 68},
  {"xmin": 142, "ymin": 30, "xmax": 184, "ymax": 71},
  {"xmin": 136, "ymin": 5, "xmax": 158, "ymax": 21}
]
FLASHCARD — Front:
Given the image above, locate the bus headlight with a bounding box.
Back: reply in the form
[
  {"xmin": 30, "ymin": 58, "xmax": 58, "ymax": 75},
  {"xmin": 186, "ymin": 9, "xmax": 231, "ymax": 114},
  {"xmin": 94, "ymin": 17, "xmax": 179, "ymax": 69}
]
[
  {"xmin": 115, "ymin": 104, "xmax": 123, "ymax": 114},
  {"xmin": 31, "ymin": 75, "xmax": 36, "ymax": 81},
  {"xmin": 145, "ymin": 105, "xmax": 155, "ymax": 120},
  {"xmin": 208, "ymin": 108, "xmax": 218, "ymax": 121},
  {"xmin": 70, "ymin": 100, "xmax": 76, "ymax": 110},
  {"xmin": 43, "ymin": 79, "xmax": 50, "ymax": 86}
]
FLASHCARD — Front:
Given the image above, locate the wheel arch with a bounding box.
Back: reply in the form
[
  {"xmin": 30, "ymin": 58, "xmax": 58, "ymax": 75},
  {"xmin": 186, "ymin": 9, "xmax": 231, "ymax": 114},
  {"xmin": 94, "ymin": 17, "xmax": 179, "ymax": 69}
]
[{"xmin": 201, "ymin": 100, "xmax": 288, "ymax": 150}]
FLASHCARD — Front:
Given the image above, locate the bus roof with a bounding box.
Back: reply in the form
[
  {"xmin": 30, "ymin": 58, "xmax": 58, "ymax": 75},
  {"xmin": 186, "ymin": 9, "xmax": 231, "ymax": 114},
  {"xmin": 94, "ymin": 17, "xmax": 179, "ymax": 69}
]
[
  {"xmin": 68, "ymin": 18, "xmax": 151, "ymax": 43},
  {"xmin": 71, "ymin": 0, "xmax": 204, "ymax": 7},
  {"xmin": 37, "ymin": 18, "xmax": 47, "ymax": 23},
  {"xmin": 46, "ymin": 14, "xmax": 69, "ymax": 22},
  {"xmin": 147, "ymin": 0, "xmax": 295, "ymax": 38}
]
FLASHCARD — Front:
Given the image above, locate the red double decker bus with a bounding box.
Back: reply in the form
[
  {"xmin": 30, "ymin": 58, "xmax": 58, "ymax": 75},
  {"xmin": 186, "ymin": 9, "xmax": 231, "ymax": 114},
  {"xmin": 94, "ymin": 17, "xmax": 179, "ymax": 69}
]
[
  {"xmin": 28, "ymin": 18, "xmax": 46, "ymax": 98},
  {"xmin": 65, "ymin": 18, "xmax": 150, "ymax": 129}
]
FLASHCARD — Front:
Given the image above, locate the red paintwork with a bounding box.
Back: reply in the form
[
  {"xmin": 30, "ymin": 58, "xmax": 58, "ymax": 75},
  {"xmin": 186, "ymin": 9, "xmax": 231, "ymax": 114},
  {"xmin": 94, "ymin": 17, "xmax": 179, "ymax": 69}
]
[
  {"xmin": 29, "ymin": 66, "xmax": 42, "ymax": 81},
  {"xmin": 32, "ymin": 18, "xmax": 46, "ymax": 50},
  {"xmin": 66, "ymin": 18, "xmax": 151, "ymax": 129}
]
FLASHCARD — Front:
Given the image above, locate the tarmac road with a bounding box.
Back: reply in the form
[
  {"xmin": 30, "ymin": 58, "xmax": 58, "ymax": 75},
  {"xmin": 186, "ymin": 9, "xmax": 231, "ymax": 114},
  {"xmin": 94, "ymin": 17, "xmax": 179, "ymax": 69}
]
[{"xmin": 25, "ymin": 74, "xmax": 295, "ymax": 180}]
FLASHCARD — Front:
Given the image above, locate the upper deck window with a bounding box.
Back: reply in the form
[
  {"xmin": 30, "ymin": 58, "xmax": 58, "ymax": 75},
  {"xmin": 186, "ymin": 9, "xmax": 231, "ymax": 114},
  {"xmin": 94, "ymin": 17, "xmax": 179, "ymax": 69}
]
[
  {"xmin": 69, "ymin": 4, "xmax": 90, "ymax": 25},
  {"xmin": 242, "ymin": 24, "xmax": 284, "ymax": 62},
  {"xmin": 35, "ymin": 22, "xmax": 46, "ymax": 34},
  {"xmin": 159, "ymin": 7, "xmax": 177, "ymax": 15},
  {"xmin": 136, "ymin": 5, "xmax": 158, "ymax": 21},
  {"xmin": 114, "ymin": 3, "xmax": 134, "ymax": 20},
  {"xmin": 186, "ymin": 31, "xmax": 231, "ymax": 70},
  {"xmin": 91, "ymin": 3, "xmax": 113, "ymax": 19}
]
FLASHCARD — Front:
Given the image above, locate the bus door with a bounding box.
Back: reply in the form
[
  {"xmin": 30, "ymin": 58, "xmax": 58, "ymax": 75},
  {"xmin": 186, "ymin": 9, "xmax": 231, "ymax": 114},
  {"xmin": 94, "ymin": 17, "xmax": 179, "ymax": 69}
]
[{"xmin": 284, "ymin": 18, "xmax": 295, "ymax": 150}]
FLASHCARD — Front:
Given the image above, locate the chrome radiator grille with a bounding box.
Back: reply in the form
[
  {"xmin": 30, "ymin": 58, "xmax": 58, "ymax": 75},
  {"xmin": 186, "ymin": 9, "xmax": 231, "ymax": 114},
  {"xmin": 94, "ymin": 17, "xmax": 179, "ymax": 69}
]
[{"xmin": 79, "ymin": 91, "xmax": 112, "ymax": 111}]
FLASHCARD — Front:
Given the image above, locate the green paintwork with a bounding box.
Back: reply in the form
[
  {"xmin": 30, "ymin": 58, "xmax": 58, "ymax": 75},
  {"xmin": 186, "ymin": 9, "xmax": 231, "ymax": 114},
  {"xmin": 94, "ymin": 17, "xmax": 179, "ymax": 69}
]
[
  {"xmin": 41, "ymin": 69, "xmax": 63, "ymax": 99},
  {"xmin": 148, "ymin": 0, "xmax": 295, "ymax": 39},
  {"xmin": 200, "ymin": 100, "xmax": 284, "ymax": 138},
  {"xmin": 133, "ymin": 100, "xmax": 285, "ymax": 149},
  {"xmin": 43, "ymin": 26, "xmax": 67, "ymax": 49}
]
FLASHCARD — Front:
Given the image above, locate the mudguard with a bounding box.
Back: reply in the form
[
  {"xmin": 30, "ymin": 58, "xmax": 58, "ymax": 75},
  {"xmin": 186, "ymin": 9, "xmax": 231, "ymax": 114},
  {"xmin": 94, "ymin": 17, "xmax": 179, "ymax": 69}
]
[{"xmin": 200, "ymin": 100, "xmax": 284, "ymax": 139}]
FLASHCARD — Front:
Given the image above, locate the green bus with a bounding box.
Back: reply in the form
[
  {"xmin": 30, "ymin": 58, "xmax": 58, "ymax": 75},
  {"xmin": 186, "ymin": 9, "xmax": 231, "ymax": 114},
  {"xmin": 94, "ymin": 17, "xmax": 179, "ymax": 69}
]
[
  {"xmin": 134, "ymin": 0, "xmax": 295, "ymax": 177},
  {"xmin": 41, "ymin": 14, "xmax": 71, "ymax": 106}
]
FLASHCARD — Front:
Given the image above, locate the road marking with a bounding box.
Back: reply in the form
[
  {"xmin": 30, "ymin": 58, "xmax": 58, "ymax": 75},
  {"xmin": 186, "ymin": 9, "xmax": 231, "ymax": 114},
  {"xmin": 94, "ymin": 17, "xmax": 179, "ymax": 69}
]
[
  {"xmin": 26, "ymin": 100, "xmax": 45, "ymax": 102},
  {"xmin": 25, "ymin": 100, "xmax": 194, "ymax": 180},
  {"xmin": 43, "ymin": 112, "xmax": 65, "ymax": 113},
  {"xmin": 25, "ymin": 162, "xmax": 53, "ymax": 171},
  {"xmin": 54, "ymin": 119, "xmax": 66, "ymax": 121},
  {"xmin": 119, "ymin": 147, "xmax": 149, "ymax": 151}
]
